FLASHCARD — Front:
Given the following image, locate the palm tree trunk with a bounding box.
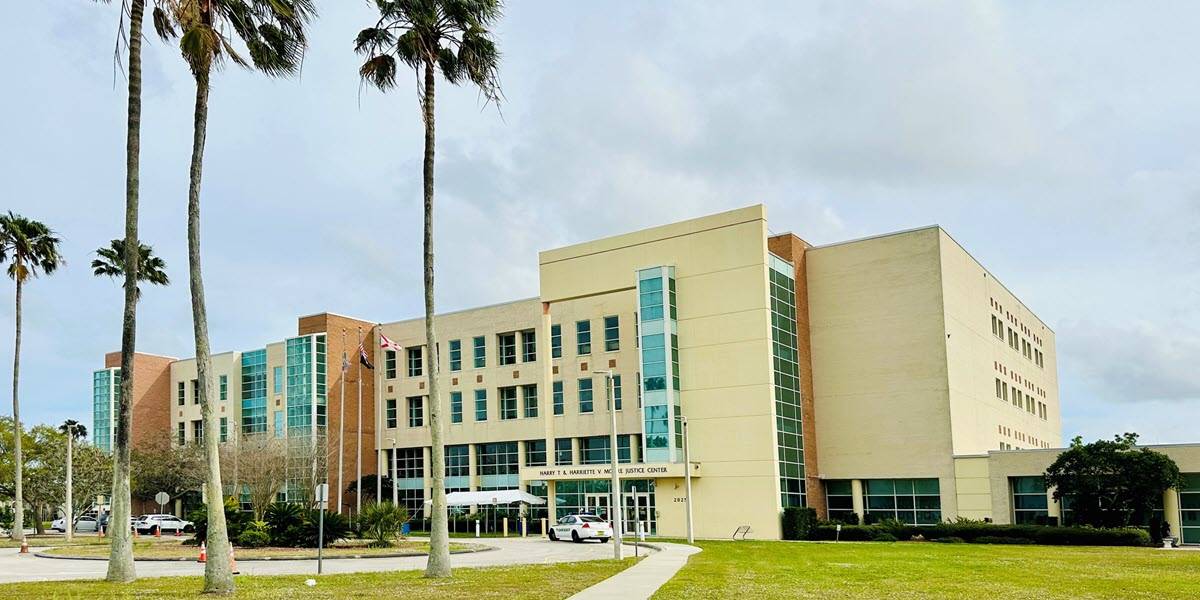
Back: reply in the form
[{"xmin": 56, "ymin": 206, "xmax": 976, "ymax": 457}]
[
  {"xmin": 9, "ymin": 267, "xmax": 22, "ymax": 543},
  {"xmin": 421, "ymin": 64, "xmax": 451, "ymax": 579},
  {"xmin": 106, "ymin": 0, "xmax": 145, "ymax": 582},
  {"xmin": 188, "ymin": 66, "xmax": 234, "ymax": 595}
]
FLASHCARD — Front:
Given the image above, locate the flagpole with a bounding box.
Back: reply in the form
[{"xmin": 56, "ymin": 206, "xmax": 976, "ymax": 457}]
[
  {"xmin": 375, "ymin": 324, "xmax": 383, "ymax": 505},
  {"xmin": 356, "ymin": 325, "xmax": 364, "ymax": 517},
  {"xmin": 337, "ymin": 329, "xmax": 346, "ymax": 514}
]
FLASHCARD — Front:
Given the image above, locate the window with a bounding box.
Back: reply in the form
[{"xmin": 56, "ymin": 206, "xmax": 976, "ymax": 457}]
[
  {"xmin": 1002, "ymin": 382, "xmax": 1009, "ymax": 402},
  {"xmin": 473, "ymin": 336, "xmax": 486, "ymax": 368},
  {"xmin": 612, "ymin": 375, "xmax": 623, "ymax": 411},
  {"xmin": 1180, "ymin": 474, "xmax": 1200, "ymax": 544},
  {"xmin": 192, "ymin": 419, "xmax": 204, "ymax": 442},
  {"xmin": 498, "ymin": 333, "xmax": 517, "ymax": 365},
  {"xmin": 449, "ymin": 340, "xmax": 462, "ymax": 372},
  {"xmin": 553, "ymin": 381, "xmax": 564, "ymax": 415},
  {"xmin": 192, "ymin": 379, "xmax": 199, "ymax": 404},
  {"xmin": 521, "ymin": 329, "xmax": 537, "ymax": 362},
  {"xmin": 475, "ymin": 442, "xmax": 519, "ymax": 477},
  {"xmin": 523, "ymin": 385, "xmax": 538, "ymax": 418},
  {"xmin": 408, "ymin": 396, "xmax": 424, "ymax": 427},
  {"xmin": 177, "ymin": 421, "xmax": 185, "ymax": 445},
  {"xmin": 219, "ymin": 417, "xmax": 228, "ymax": 442},
  {"xmin": 219, "ymin": 375, "xmax": 227, "ymax": 401},
  {"xmin": 474, "ymin": 389, "xmax": 488, "ymax": 421},
  {"xmin": 499, "ymin": 386, "xmax": 518, "ymax": 420},
  {"xmin": 394, "ymin": 447, "xmax": 424, "ymax": 480},
  {"xmin": 863, "ymin": 478, "xmax": 941, "ymax": 525},
  {"xmin": 995, "ymin": 378, "xmax": 1003, "ymax": 400},
  {"xmin": 407, "ymin": 347, "xmax": 423, "ymax": 377},
  {"xmin": 580, "ymin": 435, "xmax": 634, "ymax": 464},
  {"xmin": 273, "ymin": 411, "xmax": 284, "ymax": 438},
  {"xmin": 576, "ymin": 320, "xmax": 591, "ymax": 354},
  {"xmin": 385, "ymin": 350, "xmax": 397, "ymax": 379},
  {"xmin": 555, "ymin": 438, "xmax": 573, "ymax": 465},
  {"xmin": 578, "ymin": 378, "xmax": 593, "ymax": 413},
  {"xmin": 385, "ymin": 399, "xmax": 397, "ymax": 429},
  {"xmin": 446, "ymin": 445, "xmax": 470, "ymax": 478},
  {"xmin": 551, "ymin": 324, "xmax": 562, "ymax": 358},
  {"xmin": 450, "ymin": 391, "xmax": 463, "ymax": 424},
  {"xmin": 525, "ymin": 440, "xmax": 547, "ymax": 467},
  {"xmin": 273, "ymin": 366, "xmax": 283, "ymax": 394},
  {"xmin": 825, "ymin": 480, "xmax": 857, "ymax": 524},
  {"xmin": 604, "ymin": 315, "xmax": 620, "ymax": 352},
  {"xmin": 177, "ymin": 381, "xmax": 185, "ymax": 406},
  {"xmin": 1011, "ymin": 477, "xmax": 1048, "ymax": 524}
]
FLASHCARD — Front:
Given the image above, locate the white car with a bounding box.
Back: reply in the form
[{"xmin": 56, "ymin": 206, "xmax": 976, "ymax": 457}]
[
  {"xmin": 134, "ymin": 514, "xmax": 193, "ymax": 534},
  {"xmin": 51, "ymin": 515, "xmax": 98, "ymax": 533},
  {"xmin": 548, "ymin": 514, "xmax": 612, "ymax": 543}
]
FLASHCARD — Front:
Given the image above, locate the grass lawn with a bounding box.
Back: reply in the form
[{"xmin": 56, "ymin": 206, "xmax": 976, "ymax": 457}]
[
  {"xmin": 40, "ymin": 539, "xmax": 481, "ymax": 560},
  {"xmin": 0, "ymin": 558, "xmax": 635, "ymax": 599},
  {"xmin": 653, "ymin": 540, "xmax": 1200, "ymax": 599}
]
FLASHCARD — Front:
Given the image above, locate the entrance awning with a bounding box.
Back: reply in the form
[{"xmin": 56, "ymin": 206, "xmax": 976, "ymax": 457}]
[{"xmin": 435, "ymin": 489, "xmax": 547, "ymax": 507}]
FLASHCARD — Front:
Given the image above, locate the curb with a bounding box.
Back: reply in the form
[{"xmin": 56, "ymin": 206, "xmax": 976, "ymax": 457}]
[{"xmin": 34, "ymin": 544, "xmax": 495, "ymax": 562}]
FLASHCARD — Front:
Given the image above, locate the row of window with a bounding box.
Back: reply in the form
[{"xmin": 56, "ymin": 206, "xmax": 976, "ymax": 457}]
[
  {"xmin": 994, "ymin": 378, "xmax": 1049, "ymax": 420},
  {"xmin": 991, "ymin": 297, "xmax": 1045, "ymax": 347},
  {"xmin": 382, "ymin": 316, "xmax": 629, "ymax": 380},
  {"xmin": 991, "ymin": 313, "xmax": 1045, "ymax": 369},
  {"xmin": 825, "ymin": 479, "xmax": 942, "ymax": 526},
  {"xmin": 175, "ymin": 417, "xmax": 232, "ymax": 445},
  {"xmin": 383, "ymin": 376, "xmax": 632, "ymax": 429},
  {"xmin": 998, "ymin": 424, "xmax": 1051, "ymax": 450},
  {"xmin": 384, "ymin": 436, "xmax": 642, "ymax": 481}
]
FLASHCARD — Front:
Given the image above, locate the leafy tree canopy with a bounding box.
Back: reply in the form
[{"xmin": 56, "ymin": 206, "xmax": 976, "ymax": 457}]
[{"xmin": 1045, "ymin": 433, "xmax": 1184, "ymax": 528}]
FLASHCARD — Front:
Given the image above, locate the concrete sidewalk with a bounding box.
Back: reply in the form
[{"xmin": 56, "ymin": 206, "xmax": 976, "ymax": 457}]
[{"xmin": 569, "ymin": 542, "xmax": 700, "ymax": 600}]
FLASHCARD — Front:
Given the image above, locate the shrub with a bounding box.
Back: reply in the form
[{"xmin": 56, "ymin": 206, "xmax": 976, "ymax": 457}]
[
  {"xmin": 0, "ymin": 506, "xmax": 13, "ymax": 532},
  {"xmin": 975, "ymin": 536, "xmax": 1034, "ymax": 545},
  {"xmin": 298, "ymin": 509, "xmax": 350, "ymax": 548},
  {"xmin": 782, "ymin": 507, "xmax": 818, "ymax": 541},
  {"xmin": 933, "ymin": 536, "xmax": 965, "ymax": 544},
  {"xmin": 873, "ymin": 532, "xmax": 898, "ymax": 542},
  {"xmin": 265, "ymin": 502, "xmax": 306, "ymax": 547},
  {"xmin": 359, "ymin": 502, "xmax": 409, "ymax": 547},
  {"xmin": 236, "ymin": 529, "xmax": 270, "ymax": 548},
  {"xmin": 1034, "ymin": 526, "xmax": 1149, "ymax": 547},
  {"xmin": 811, "ymin": 524, "xmax": 876, "ymax": 541},
  {"xmin": 188, "ymin": 497, "xmax": 252, "ymax": 545}
]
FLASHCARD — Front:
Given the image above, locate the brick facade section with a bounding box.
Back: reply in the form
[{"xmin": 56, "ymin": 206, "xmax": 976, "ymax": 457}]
[
  {"xmin": 104, "ymin": 351, "xmax": 174, "ymax": 452},
  {"xmin": 298, "ymin": 313, "xmax": 378, "ymax": 513},
  {"xmin": 767, "ymin": 234, "xmax": 825, "ymax": 518}
]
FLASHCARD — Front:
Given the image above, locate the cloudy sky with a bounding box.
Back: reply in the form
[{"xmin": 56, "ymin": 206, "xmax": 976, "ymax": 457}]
[{"xmin": 2, "ymin": 1, "xmax": 1197, "ymax": 445}]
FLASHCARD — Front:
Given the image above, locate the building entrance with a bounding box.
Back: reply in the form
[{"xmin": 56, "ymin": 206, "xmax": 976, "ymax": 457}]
[{"xmin": 584, "ymin": 493, "xmax": 611, "ymax": 520}]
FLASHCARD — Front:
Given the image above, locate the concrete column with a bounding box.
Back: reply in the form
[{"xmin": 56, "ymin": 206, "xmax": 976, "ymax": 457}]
[
  {"xmin": 1164, "ymin": 488, "xmax": 1181, "ymax": 539},
  {"xmin": 548, "ymin": 480, "xmax": 558, "ymax": 522},
  {"xmin": 422, "ymin": 446, "xmax": 432, "ymax": 510},
  {"xmin": 851, "ymin": 479, "xmax": 865, "ymax": 525},
  {"xmin": 468, "ymin": 443, "xmax": 479, "ymax": 491},
  {"xmin": 1046, "ymin": 485, "xmax": 1061, "ymax": 520}
]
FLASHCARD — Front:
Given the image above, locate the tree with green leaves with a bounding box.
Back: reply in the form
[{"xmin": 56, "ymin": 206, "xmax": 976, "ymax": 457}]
[
  {"xmin": 92, "ymin": 0, "xmax": 154, "ymax": 581},
  {"xmin": 92, "ymin": 239, "xmax": 169, "ymax": 299},
  {"xmin": 355, "ymin": 0, "xmax": 502, "ymax": 577},
  {"xmin": 0, "ymin": 213, "xmax": 63, "ymax": 543},
  {"xmin": 152, "ymin": 0, "xmax": 314, "ymax": 591},
  {"xmin": 1045, "ymin": 433, "xmax": 1184, "ymax": 529}
]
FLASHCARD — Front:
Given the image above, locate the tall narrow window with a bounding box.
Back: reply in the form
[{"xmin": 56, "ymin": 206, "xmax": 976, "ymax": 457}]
[
  {"xmin": 474, "ymin": 389, "xmax": 488, "ymax": 421},
  {"xmin": 385, "ymin": 399, "xmax": 397, "ymax": 429},
  {"xmin": 177, "ymin": 381, "xmax": 185, "ymax": 406},
  {"xmin": 612, "ymin": 375, "xmax": 623, "ymax": 411},
  {"xmin": 219, "ymin": 375, "xmax": 228, "ymax": 401},
  {"xmin": 473, "ymin": 336, "xmax": 486, "ymax": 368},
  {"xmin": 177, "ymin": 421, "xmax": 185, "ymax": 445},
  {"xmin": 551, "ymin": 324, "xmax": 562, "ymax": 358},
  {"xmin": 450, "ymin": 391, "xmax": 463, "ymax": 424},
  {"xmin": 408, "ymin": 396, "xmax": 424, "ymax": 427},
  {"xmin": 385, "ymin": 350, "xmax": 397, "ymax": 379},
  {"xmin": 555, "ymin": 438, "xmax": 573, "ymax": 465},
  {"xmin": 523, "ymin": 384, "xmax": 538, "ymax": 418},
  {"xmin": 220, "ymin": 417, "xmax": 228, "ymax": 442},
  {"xmin": 576, "ymin": 320, "xmax": 591, "ymax": 355},
  {"xmin": 273, "ymin": 411, "xmax": 284, "ymax": 438},
  {"xmin": 449, "ymin": 339, "xmax": 462, "ymax": 372},
  {"xmin": 407, "ymin": 347, "xmax": 423, "ymax": 377},
  {"xmin": 578, "ymin": 377, "xmax": 593, "ymax": 413},
  {"xmin": 498, "ymin": 333, "xmax": 517, "ymax": 365},
  {"xmin": 553, "ymin": 381, "xmax": 564, "ymax": 415},
  {"xmin": 604, "ymin": 315, "xmax": 620, "ymax": 351},
  {"xmin": 272, "ymin": 366, "xmax": 283, "ymax": 394},
  {"xmin": 192, "ymin": 379, "xmax": 199, "ymax": 404},
  {"xmin": 499, "ymin": 386, "xmax": 518, "ymax": 420},
  {"xmin": 521, "ymin": 329, "xmax": 537, "ymax": 362}
]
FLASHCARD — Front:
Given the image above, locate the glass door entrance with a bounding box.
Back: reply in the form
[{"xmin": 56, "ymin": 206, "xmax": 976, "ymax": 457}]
[
  {"xmin": 623, "ymin": 491, "xmax": 654, "ymax": 536},
  {"xmin": 584, "ymin": 493, "xmax": 611, "ymax": 520}
]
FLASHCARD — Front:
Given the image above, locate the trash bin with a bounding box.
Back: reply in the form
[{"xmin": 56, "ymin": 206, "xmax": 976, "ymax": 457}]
[{"xmin": 401, "ymin": 522, "xmax": 411, "ymax": 536}]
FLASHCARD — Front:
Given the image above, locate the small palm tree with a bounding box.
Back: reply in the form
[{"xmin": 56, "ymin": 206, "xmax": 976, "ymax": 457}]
[
  {"xmin": 355, "ymin": 0, "xmax": 502, "ymax": 579},
  {"xmin": 92, "ymin": 239, "xmax": 169, "ymax": 299},
  {"xmin": 59, "ymin": 420, "xmax": 87, "ymax": 541},
  {"xmin": 153, "ymin": 0, "xmax": 314, "ymax": 593},
  {"xmin": 0, "ymin": 213, "xmax": 63, "ymax": 544}
]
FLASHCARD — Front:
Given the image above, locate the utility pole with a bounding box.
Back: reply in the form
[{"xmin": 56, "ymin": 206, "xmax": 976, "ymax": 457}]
[{"xmin": 594, "ymin": 369, "xmax": 622, "ymax": 560}]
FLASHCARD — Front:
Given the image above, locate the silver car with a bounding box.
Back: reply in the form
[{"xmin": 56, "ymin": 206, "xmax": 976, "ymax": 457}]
[{"xmin": 51, "ymin": 515, "xmax": 98, "ymax": 533}]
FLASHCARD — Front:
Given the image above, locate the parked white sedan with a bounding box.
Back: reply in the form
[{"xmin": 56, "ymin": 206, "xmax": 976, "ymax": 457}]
[
  {"xmin": 51, "ymin": 515, "xmax": 98, "ymax": 533},
  {"xmin": 548, "ymin": 514, "xmax": 612, "ymax": 543},
  {"xmin": 134, "ymin": 514, "xmax": 194, "ymax": 535}
]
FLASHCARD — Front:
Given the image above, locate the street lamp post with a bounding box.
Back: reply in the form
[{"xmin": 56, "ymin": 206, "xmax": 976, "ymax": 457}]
[
  {"xmin": 682, "ymin": 416, "xmax": 694, "ymax": 544},
  {"xmin": 593, "ymin": 369, "xmax": 623, "ymax": 560},
  {"xmin": 387, "ymin": 437, "xmax": 398, "ymax": 506}
]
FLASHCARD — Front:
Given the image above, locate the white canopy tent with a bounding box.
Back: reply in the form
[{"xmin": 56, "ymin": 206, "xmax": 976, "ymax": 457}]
[{"xmin": 431, "ymin": 489, "xmax": 547, "ymax": 507}]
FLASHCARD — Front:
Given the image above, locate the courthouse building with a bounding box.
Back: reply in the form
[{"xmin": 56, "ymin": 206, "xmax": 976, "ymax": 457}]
[{"xmin": 92, "ymin": 205, "xmax": 1200, "ymax": 543}]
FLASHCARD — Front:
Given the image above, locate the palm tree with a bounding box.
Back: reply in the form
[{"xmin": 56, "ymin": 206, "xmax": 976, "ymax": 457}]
[
  {"xmin": 92, "ymin": 239, "xmax": 170, "ymax": 299},
  {"xmin": 59, "ymin": 420, "xmax": 87, "ymax": 541},
  {"xmin": 152, "ymin": 0, "xmax": 313, "ymax": 592},
  {"xmin": 92, "ymin": 0, "xmax": 151, "ymax": 582},
  {"xmin": 355, "ymin": 0, "xmax": 502, "ymax": 578},
  {"xmin": 0, "ymin": 213, "xmax": 64, "ymax": 544}
]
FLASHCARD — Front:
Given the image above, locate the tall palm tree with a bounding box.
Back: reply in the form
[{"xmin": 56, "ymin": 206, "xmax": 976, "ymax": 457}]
[
  {"xmin": 92, "ymin": 239, "xmax": 170, "ymax": 299},
  {"xmin": 0, "ymin": 213, "xmax": 64, "ymax": 544},
  {"xmin": 59, "ymin": 420, "xmax": 87, "ymax": 541},
  {"xmin": 92, "ymin": 0, "xmax": 151, "ymax": 582},
  {"xmin": 152, "ymin": 0, "xmax": 313, "ymax": 592},
  {"xmin": 355, "ymin": 0, "xmax": 502, "ymax": 578}
]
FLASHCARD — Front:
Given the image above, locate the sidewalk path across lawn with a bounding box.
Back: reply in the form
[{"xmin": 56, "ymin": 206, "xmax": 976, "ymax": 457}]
[
  {"xmin": 569, "ymin": 543, "xmax": 700, "ymax": 600},
  {"xmin": 0, "ymin": 537, "xmax": 644, "ymax": 584}
]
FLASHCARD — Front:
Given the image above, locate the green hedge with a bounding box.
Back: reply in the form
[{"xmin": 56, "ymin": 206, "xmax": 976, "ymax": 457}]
[
  {"xmin": 782, "ymin": 507, "xmax": 818, "ymax": 540},
  {"xmin": 809, "ymin": 521, "xmax": 1149, "ymax": 547}
]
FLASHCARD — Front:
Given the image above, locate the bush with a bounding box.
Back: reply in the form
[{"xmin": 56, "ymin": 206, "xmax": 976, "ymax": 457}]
[
  {"xmin": 975, "ymin": 536, "xmax": 1034, "ymax": 545},
  {"xmin": 188, "ymin": 497, "xmax": 252, "ymax": 545},
  {"xmin": 298, "ymin": 509, "xmax": 350, "ymax": 548},
  {"xmin": 933, "ymin": 536, "xmax": 965, "ymax": 544},
  {"xmin": 872, "ymin": 532, "xmax": 898, "ymax": 542},
  {"xmin": 811, "ymin": 525, "xmax": 876, "ymax": 541},
  {"xmin": 782, "ymin": 507, "xmax": 818, "ymax": 541},
  {"xmin": 359, "ymin": 502, "xmax": 409, "ymax": 547},
  {"xmin": 265, "ymin": 502, "xmax": 305, "ymax": 547},
  {"xmin": 810, "ymin": 520, "xmax": 1148, "ymax": 547},
  {"xmin": 236, "ymin": 529, "xmax": 270, "ymax": 548},
  {"xmin": 0, "ymin": 506, "xmax": 13, "ymax": 532}
]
